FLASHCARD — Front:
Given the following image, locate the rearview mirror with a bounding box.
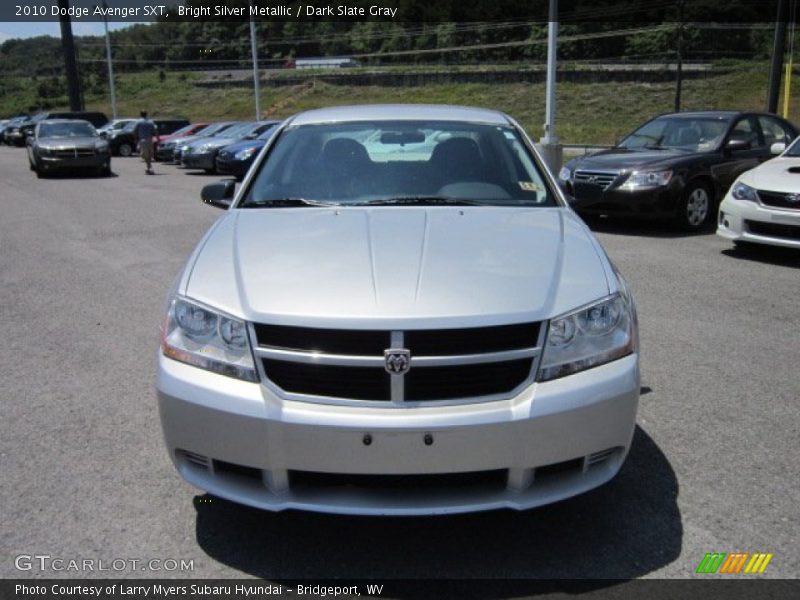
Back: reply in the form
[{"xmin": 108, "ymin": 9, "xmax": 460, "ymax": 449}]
[
  {"xmin": 201, "ymin": 180, "xmax": 236, "ymax": 209},
  {"xmin": 770, "ymin": 142, "xmax": 786, "ymax": 155},
  {"xmin": 381, "ymin": 131, "xmax": 426, "ymax": 145}
]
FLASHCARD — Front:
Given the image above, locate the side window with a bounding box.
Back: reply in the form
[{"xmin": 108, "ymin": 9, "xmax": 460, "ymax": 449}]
[
  {"xmin": 728, "ymin": 118, "xmax": 760, "ymax": 149},
  {"xmin": 758, "ymin": 116, "xmax": 794, "ymax": 147}
]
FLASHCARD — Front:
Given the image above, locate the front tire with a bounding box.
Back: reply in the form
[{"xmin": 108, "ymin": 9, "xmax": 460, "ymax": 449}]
[
  {"xmin": 676, "ymin": 181, "xmax": 713, "ymax": 231},
  {"xmin": 118, "ymin": 143, "xmax": 133, "ymax": 157}
]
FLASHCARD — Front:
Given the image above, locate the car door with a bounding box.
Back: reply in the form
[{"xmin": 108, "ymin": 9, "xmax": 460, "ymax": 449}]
[{"xmin": 711, "ymin": 116, "xmax": 765, "ymax": 193}]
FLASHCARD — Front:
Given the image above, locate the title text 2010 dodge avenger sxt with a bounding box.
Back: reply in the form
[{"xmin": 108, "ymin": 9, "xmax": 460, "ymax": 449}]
[{"xmin": 156, "ymin": 105, "xmax": 640, "ymax": 515}]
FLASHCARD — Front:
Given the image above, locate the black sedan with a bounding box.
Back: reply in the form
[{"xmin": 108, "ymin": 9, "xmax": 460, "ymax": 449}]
[
  {"xmin": 27, "ymin": 119, "xmax": 111, "ymax": 177},
  {"xmin": 559, "ymin": 111, "xmax": 798, "ymax": 230}
]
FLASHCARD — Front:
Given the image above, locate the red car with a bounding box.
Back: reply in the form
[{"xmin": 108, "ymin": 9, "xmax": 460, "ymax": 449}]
[{"xmin": 154, "ymin": 122, "xmax": 209, "ymax": 161}]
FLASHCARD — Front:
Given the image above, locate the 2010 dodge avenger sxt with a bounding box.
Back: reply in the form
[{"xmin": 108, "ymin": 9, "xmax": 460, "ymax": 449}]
[{"xmin": 156, "ymin": 105, "xmax": 640, "ymax": 515}]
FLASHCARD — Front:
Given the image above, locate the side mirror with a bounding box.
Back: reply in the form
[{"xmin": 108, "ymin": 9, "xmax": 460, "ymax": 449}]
[
  {"xmin": 201, "ymin": 180, "xmax": 236, "ymax": 209},
  {"xmin": 725, "ymin": 138, "xmax": 750, "ymax": 154},
  {"xmin": 770, "ymin": 142, "xmax": 786, "ymax": 155}
]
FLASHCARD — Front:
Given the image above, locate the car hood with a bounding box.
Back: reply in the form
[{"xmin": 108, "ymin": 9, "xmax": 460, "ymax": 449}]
[
  {"xmin": 570, "ymin": 148, "xmax": 705, "ymax": 171},
  {"xmin": 182, "ymin": 207, "xmax": 613, "ymax": 329},
  {"xmin": 219, "ymin": 139, "xmax": 265, "ymax": 155},
  {"xmin": 175, "ymin": 133, "xmax": 216, "ymax": 147},
  {"xmin": 38, "ymin": 136, "xmax": 98, "ymax": 148},
  {"xmin": 739, "ymin": 156, "xmax": 800, "ymax": 191},
  {"xmin": 196, "ymin": 136, "xmax": 243, "ymax": 150}
]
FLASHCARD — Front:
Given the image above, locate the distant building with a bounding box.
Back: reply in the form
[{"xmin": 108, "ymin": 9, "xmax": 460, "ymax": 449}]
[{"xmin": 294, "ymin": 57, "xmax": 360, "ymax": 70}]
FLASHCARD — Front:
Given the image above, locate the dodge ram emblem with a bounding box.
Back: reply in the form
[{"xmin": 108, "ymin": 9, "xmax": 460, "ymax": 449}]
[{"xmin": 384, "ymin": 349, "xmax": 411, "ymax": 375}]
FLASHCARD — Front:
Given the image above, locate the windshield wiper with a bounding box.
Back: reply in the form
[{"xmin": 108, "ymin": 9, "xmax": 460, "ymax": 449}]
[
  {"xmin": 244, "ymin": 197, "xmax": 337, "ymax": 208},
  {"xmin": 352, "ymin": 196, "xmax": 485, "ymax": 206}
]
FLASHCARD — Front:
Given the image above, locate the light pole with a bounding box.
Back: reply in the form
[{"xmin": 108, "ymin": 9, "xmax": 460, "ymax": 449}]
[
  {"xmin": 57, "ymin": 0, "xmax": 82, "ymax": 111},
  {"xmin": 101, "ymin": 1, "xmax": 117, "ymax": 119},
  {"xmin": 538, "ymin": 0, "xmax": 562, "ymax": 173},
  {"xmin": 249, "ymin": 0, "xmax": 261, "ymax": 119}
]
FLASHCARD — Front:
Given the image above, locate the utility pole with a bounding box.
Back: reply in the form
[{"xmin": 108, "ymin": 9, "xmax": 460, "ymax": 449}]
[
  {"xmin": 102, "ymin": 1, "xmax": 117, "ymax": 119},
  {"xmin": 674, "ymin": 1, "xmax": 684, "ymax": 112},
  {"xmin": 57, "ymin": 0, "xmax": 82, "ymax": 111},
  {"xmin": 249, "ymin": 0, "xmax": 261, "ymax": 119},
  {"xmin": 767, "ymin": 0, "xmax": 788, "ymax": 114},
  {"xmin": 539, "ymin": 0, "xmax": 562, "ymax": 173}
]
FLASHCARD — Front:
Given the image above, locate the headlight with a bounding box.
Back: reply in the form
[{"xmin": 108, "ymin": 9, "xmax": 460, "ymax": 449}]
[
  {"xmin": 161, "ymin": 297, "xmax": 258, "ymax": 382},
  {"xmin": 731, "ymin": 181, "xmax": 757, "ymax": 202},
  {"xmin": 94, "ymin": 141, "xmax": 109, "ymax": 152},
  {"xmin": 198, "ymin": 143, "xmax": 218, "ymax": 153},
  {"xmin": 234, "ymin": 147, "xmax": 258, "ymax": 161},
  {"xmin": 538, "ymin": 289, "xmax": 636, "ymax": 382},
  {"xmin": 621, "ymin": 169, "xmax": 673, "ymax": 190},
  {"xmin": 38, "ymin": 147, "xmax": 53, "ymax": 156},
  {"xmin": 558, "ymin": 166, "xmax": 571, "ymax": 181}
]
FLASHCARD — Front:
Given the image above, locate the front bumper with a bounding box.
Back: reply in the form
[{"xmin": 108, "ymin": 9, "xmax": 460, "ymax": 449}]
[
  {"xmin": 156, "ymin": 146, "xmax": 175, "ymax": 161},
  {"xmin": 717, "ymin": 195, "xmax": 800, "ymax": 249},
  {"xmin": 182, "ymin": 151, "xmax": 216, "ymax": 170},
  {"xmin": 216, "ymin": 157, "xmax": 250, "ymax": 178},
  {"xmin": 566, "ymin": 180, "xmax": 680, "ymax": 219},
  {"xmin": 39, "ymin": 154, "xmax": 109, "ymax": 170},
  {"xmin": 157, "ymin": 352, "xmax": 640, "ymax": 515}
]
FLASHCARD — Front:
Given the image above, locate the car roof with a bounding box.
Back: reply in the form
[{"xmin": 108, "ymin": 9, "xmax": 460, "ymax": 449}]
[
  {"xmin": 656, "ymin": 110, "xmax": 742, "ymax": 119},
  {"xmin": 288, "ymin": 104, "xmax": 513, "ymax": 126},
  {"xmin": 39, "ymin": 119, "xmax": 94, "ymax": 124}
]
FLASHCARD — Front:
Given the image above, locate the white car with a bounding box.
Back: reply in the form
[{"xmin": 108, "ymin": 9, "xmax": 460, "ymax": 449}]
[{"xmin": 717, "ymin": 139, "xmax": 800, "ymax": 249}]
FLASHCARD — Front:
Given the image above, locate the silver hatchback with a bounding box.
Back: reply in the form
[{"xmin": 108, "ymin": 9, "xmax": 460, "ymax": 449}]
[{"xmin": 157, "ymin": 104, "xmax": 640, "ymax": 515}]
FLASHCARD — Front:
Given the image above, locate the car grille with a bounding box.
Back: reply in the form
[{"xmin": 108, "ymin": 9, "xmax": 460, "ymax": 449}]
[
  {"xmin": 756, "ymin": 189, "xmax": 800, "ymax": 210},
  {"xmin": 253, "ymin": 322, "xmax": 542, "ymax": 404},
  {"xmin": 746, "ymin": 220, "xmax": 800, "ymax": 240},
  {"xmin": 573, "ymin": 169, "xmax": 619, "ymax": 191},
  {"xmin": 53, "ymin": 148, "xmax": 94, "ymax": 158}
]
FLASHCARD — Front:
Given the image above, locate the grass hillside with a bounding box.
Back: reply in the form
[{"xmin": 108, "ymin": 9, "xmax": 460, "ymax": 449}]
[{"xmin": 3, "ymin": 62, "xmax": 798, "ymax": 144}]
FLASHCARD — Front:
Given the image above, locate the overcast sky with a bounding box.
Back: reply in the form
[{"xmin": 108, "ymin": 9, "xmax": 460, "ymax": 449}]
[{"xmin": 0, "ymin": 21, "xmax": 135, "ymax": 43}]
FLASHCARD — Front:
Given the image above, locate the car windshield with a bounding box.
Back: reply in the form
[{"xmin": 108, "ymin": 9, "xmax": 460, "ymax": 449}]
[
  {"xmin": 169, "ymin": 123, "xmax": 195, "ymax": 137},
  {"xmin": 216, "ymin": 122, "xmax": 253, "ymax": 139},
  {"xmin": 241, "ymin": 120, "xmax": 555, "ymax": 207},
  {"xmin": 39, "ymin": 122, "xmax": 96, "ymax": 138},
  {"xmin": 202, "ymin": 122, "xmax": 237, "ymax": 137},
  {"xmin": 782, "ymin": 137, "xmax": 800, "ymax": 156},
  {"xmin": 256, "ymin": 124, "xmax": 279, "ymax": 140},
  {"xmin": 618, "ymin": 116, "xmax": 731, "ymax": 152}
]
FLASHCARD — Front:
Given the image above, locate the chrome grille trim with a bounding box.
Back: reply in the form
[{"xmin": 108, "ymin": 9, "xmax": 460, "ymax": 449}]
[
  {"xmin": 248, "ymin": 322, "xmax": 546, "ymax": 408},
  {"xmin": 573, "ymin": 169, "xmax": 620, "ymax": 191},
  {"xmin": 253, "ymin": 346, "xmax": 540, "ymax": 367}
]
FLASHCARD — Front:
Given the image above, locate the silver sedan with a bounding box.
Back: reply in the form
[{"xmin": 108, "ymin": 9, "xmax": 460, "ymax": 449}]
[{"xmin": 157, "ymin": 104, "xmax": 640, "ymax": 515}]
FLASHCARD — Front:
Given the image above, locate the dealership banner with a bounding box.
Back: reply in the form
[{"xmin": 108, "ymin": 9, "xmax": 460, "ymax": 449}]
[
  {"xmin": 0, "ymin": 0, "xmax": 794, "ymax": 23},
  {"xmin": 3, "ymin": 579, "xmax": 800, "ymax": 600}
]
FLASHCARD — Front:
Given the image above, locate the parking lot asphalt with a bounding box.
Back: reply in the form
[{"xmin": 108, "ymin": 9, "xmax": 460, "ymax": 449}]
[{"xmin": 0, "ymin": 146, "xmax": 798, "ymax": 584}]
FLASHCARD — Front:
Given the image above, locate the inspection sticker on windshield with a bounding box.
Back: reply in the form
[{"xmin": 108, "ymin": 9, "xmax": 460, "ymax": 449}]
[{"xmin": 519, "ymin": 181, "xmax": 541, "ymax": 192}]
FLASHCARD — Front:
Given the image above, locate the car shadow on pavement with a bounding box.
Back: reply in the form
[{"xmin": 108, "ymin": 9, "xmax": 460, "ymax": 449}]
[
  {"xmin": 193, "ymin": 425, "xmax": 681, "ymax": 593},
  {"xmin": 579, "ymin": 215, "xmax": 714, "ymax": 238},
  {"xmin": 721, "ymin": 245, "xmax": 800, "ymax": 269},
  {"xmin": 36, "ymin": 170, "xmax": 118, "ymax": 179}
]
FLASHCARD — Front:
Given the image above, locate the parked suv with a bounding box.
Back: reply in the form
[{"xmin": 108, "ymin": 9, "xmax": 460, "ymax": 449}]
[
  {"xmin": 157, "ymin": 104, "xmax": 640, "ymax": 515},
  {"xmin": 108, "ymin": 117, "xmax": 190, "ymax": 156}
]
